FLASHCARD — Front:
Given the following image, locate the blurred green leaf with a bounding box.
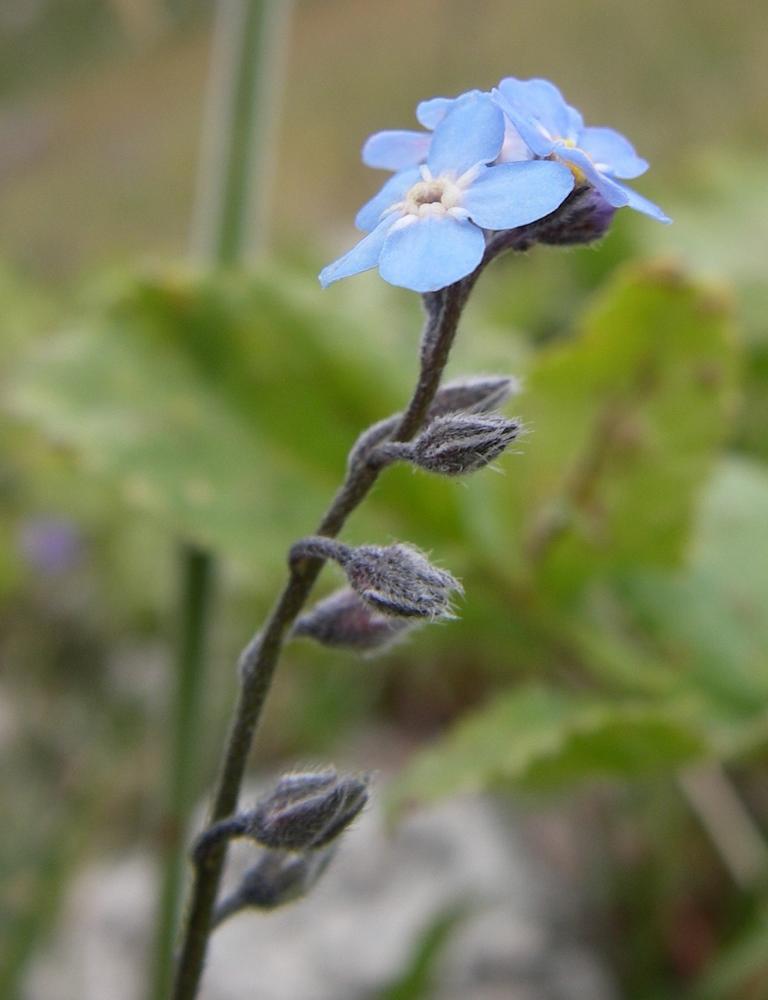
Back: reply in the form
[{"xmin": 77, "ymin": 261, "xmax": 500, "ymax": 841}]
[
  {"xmin": 389, "ymin": 686, "xmax": 707, "ymax": 816},
  {"xmin": 471, "ymin": 263, "xmax": 738, "ymax": 598},
  {"xmin": 5, "ymin": 267, "xmax": 478, "ymax": 575},
  {"xmin": 377, "ymin": 903, "xmax": 469, "ymax": 1000},
  {"xmin": 620, "ymin": 458, "xmax": 768, "ymax": 717}
]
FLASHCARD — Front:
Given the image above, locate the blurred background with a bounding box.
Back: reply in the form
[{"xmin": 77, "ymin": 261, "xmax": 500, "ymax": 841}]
[{"xmin": 1, "ymin": 2, "xmax": 767, "ymax": 998}]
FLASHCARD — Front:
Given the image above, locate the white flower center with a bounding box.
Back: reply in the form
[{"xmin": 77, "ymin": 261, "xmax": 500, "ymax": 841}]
[
  {"xmin": 387, "ymin": 166, "xmax": 476, "ymax": 225},
  {"xmin": 403, "ymin": 176, "xmax": 463, "ymax": 217}
]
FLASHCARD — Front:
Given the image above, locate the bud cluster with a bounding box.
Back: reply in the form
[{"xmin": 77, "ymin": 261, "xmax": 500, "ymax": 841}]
[{"xmin": 196, "ymin": 768, "xmax": 368, "ymax": 925}]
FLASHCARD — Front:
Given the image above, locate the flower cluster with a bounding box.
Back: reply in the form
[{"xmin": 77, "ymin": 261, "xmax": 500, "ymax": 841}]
[{"xmin": 320, "ymin": 77, "xmax": 669, "ymax": 293}]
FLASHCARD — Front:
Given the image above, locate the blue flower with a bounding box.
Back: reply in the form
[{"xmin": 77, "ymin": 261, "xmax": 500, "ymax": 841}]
[
  {"xmin": 493, "ymin": 77, "xmax": 670, "ymax": 223},
  {"xmin": 362, "ymin": 89, "xmax": 531, "ymax": 173},
  {"xmin": 320, "ymin": 94, "xmax": 574, "ymax": 293}
]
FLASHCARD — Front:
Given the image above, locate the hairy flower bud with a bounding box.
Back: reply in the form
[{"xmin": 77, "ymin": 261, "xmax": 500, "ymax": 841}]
[
  {"xmin": 214, "ymin": 846, "xmax": 337, "ymax": 923},
  {"xmin": 534, "ymin": 185, "xmax": 616, "ymax": 246},
  {"xmin": 293, "ymin": 587, "xmax": 415, "ymax": 653},
  {"xmin": 410, "ymin": 412, "xmax": 519, "ymax": 476},
  {"xmin": 248, "ymin": 769, "xmax": 369, "ymax": 851},
  {"xmin": 344, "ymin": 543, "xmax": 462, "ymax": 620},
  {"xmin": 429, "ymin": 375, "xmax": 520, "ymax": 417}
]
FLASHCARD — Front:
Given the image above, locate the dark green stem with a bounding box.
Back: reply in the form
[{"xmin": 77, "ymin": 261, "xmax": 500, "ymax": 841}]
[{"xmin": 148, "ymin": 546, "xmax": 215, "ymax": 1000}]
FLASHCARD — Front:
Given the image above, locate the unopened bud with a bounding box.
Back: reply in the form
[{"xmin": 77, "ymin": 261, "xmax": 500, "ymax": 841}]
[
  {"xmin": 429, "ymin": 375, "xmax": 519, "ymax": 417},
  {"xmin": 248, "ymin": 769, "xmax": 368, "ymax": 851},
  {"xmin": 535, "ymin": 186, "xmax": 616, "ymax": 246},
  {"xmin": 410, "ymin": 412, "xmax": 519, "ymax": 476},
  {"xmin": 344, "ymin": 543, "xmax": 462, "ymax": 620},
  {"xmin": 293, "ymin": 587, "xmax": 415, "ymax": 653},
  {"xmin": 214, "ymin": 846, "xmax": 337, "ymax": 923}
]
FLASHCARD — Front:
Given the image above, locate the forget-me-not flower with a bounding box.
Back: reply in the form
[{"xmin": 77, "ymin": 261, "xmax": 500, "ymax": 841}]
[
  {"xmin": 493, "ymin": 77, "xmax": 670, "ymax": 222},
  {"xmin": 320, "ymin": 94, "xmax": 573, "ymax": 293},
  {"xmin": 362, "ymin": 89, "xmax": 531, "ymax": 173}
]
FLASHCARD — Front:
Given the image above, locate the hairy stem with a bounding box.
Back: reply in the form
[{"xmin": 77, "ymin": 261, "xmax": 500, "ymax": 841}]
[{"xmin": 171, "ymin": 280, "xmax": 469, "ymax": 1000}]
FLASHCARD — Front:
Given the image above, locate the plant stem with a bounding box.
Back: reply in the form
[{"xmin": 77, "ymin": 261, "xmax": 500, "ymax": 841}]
[
  {"xmin": 149, "ymin": 3, "xmax": 293, "ymax": 998},
  {"xmin": 149, "ymin": 545, "xmax": 215, "ymax": 1000},
  {"xmin": 171, "ymin": 281, "xmax": 470, "ymax": 1000},
  {"xmin": 191, "ymin": 0, "xmax": 293, "ymax": 266}
]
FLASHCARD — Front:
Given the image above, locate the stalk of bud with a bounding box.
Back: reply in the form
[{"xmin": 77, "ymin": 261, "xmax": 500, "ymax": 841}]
[
  {"xmin": 347, "ymin": 414, "xmax": 400, "ymax": 472},
  {"xmin": 293, "ymin": 587, "xmax": 415, "ymax": 653},
  {"xmin": 247, "ymin": 769, "xmax": 369, "ymax": 851}
]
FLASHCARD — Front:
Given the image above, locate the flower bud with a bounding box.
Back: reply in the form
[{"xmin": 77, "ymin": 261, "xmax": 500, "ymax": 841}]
[
  {"xmin": 293, "ymin": 587, "xmax": 414, "ymax": 653},
  {"xmin": 429, "ymin": 375, "xmax": 520, "ymax": 418},
  {"xmin": 534, "ymin": 185, "xmax": 616, "ymax": 246},
  {"xmin": 214, "ymin": 846, "xmax": 337, "ymax": 922},
  {"xmin": 344, "ymin": 543, "xmax": 462, "ymax": 620},
  {"xmin": 410, "ymin": 412, "xmax": 519, "ymax": 476},
  {"xmin": 248, "ymin": 769, "xmax": 369, "ymax": 851}
]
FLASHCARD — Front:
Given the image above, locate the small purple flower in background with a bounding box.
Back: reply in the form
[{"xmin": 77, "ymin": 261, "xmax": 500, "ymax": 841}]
[
  {"xmin": 320, "ymin": 93, "xmax": 574, "ymax": 293},
  {"xmin": 493, "ymin": 76, "xmax": 670, "ymax": 222},
  {"xmin": 18, "ymin": 516, "xmax": 83, "ymax": 575}
]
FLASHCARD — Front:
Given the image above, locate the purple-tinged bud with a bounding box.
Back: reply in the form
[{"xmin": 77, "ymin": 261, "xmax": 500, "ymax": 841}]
[
  {"xmin": 344, "ymin": 543, "xmax": 462, "ymax": 620},
  {"xmin": 213, "ymin": 846, "xmax": 337, "ymax": 923},
  {"xmin": 409, "ymin": 412, "xmax": 520, "ymax": 476},
  {"xmin": 293, "ymin": 587, "xmax": 415, "ymax": 653},
  {"xmin": 248, "ymin": 769, "xmax": 369, "ymax": 851},
  {"xmin": 429, "ymin": 375, "xmax": 520, "ymax": 418},
  {"xmin": 534, "ymin": 185, "xmax": 616, "ymax": 246}
]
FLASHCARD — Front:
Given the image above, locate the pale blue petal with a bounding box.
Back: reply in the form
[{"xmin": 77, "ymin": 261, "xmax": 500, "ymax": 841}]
[
  {"xmin": 362, "ymin": 130, "xmax": 432, "ymax": 170},
  {"xmin": 566, "ymin": 105, "xmax": 584, "ymax": 142},
  {"xmin": 427, "ymin": 95, "xmax": 505, "ymax": 177},
  {"xmin": 416, "ymin": 96, "xmax": 454, "ymax": 129},
  {"xmin": 416, "ymin": 89, "xmax": 483, "ymax": 129},
  {"xmin": 319, "ymin": 218, "xmax": 394, "ymax": 287},
  {"xmin": 579, "ymin": 126, "xmax": 648, "ymax": 179},
  {"xmin": 496, "ymin": 77, "xmax": 573, "ymax": 140},
  {"xmin": 497, "ymin": 120, "xmax": 533, "ymax": 163},
  {"xmin": 492, "ymin": 88, "xmax": 554, "ymax": 157},
  {"xmin": 379, "ymin": 216, "xmax": 485, "ymax": 293},
  {"xmin": 557, "ymin": 146, "xmax": 630, "ymax": 207},
  {"xmin": 355, "ymin": 168, "xmax": 421, "ymax": 232},
  {"xmin": 462, "ymin": 161, "xmax": 574, "ymax": 230},
  {"xmin": 614, "ymin": 182, "xmax": 672, "ymax": 223}
]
